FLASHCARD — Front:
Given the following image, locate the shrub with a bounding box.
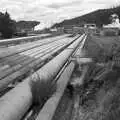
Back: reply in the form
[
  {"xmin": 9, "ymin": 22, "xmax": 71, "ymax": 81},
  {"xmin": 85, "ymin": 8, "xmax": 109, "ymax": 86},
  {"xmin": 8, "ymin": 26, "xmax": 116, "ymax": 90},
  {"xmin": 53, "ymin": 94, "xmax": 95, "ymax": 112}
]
[
  {"xmin": 103, "ymin": 29, "xmax": 118, "ymax": 36},
  {"xmin": 30, "ymin": 73, "xmax": 56, "ymax": 106}
]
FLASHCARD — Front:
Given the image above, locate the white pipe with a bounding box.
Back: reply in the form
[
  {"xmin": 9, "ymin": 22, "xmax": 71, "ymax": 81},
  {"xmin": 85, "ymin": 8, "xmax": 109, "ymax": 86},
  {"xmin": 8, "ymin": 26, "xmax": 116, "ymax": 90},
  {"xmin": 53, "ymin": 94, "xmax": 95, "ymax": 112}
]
[
  {"xmin": 0, "ymin": 34, "xmax": 68, "ymax": 46},
  {"xmin": 0, "ymin": 34, "xmax": 85, "ymax": 120},
  {"xmin": 0, "ymin": 36, "xmax": 79, "ymax": 90},
  {"xmin": 36, "ymin": 62, "xmax": 75, "ymax": 120},
  {"xmin": 0, "ymin": 35, "xmax": 68, "ymax": 58}
]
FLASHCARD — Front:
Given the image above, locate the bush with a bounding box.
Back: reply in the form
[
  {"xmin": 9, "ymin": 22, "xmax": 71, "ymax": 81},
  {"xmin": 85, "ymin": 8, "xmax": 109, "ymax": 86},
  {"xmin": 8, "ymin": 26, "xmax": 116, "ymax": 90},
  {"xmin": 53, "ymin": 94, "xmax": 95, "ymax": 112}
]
[
  {"xmin": 0, "ymin": 11, "xmax": 16, "ymax": 38},
  {"xmin": 30, "ymin": 73, "xmax": 56, "ymax": 106},
  {"xmin": 103, "ymin": 29, "xmax": 118, "ymax": 36}
]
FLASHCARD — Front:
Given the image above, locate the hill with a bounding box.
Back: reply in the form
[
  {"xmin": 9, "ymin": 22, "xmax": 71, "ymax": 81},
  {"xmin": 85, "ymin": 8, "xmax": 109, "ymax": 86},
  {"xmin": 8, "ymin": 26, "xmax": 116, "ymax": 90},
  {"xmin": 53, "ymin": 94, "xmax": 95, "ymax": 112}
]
[{"xmin": 52, "ymin": 5, "xmax": 120, "ymax": 28}]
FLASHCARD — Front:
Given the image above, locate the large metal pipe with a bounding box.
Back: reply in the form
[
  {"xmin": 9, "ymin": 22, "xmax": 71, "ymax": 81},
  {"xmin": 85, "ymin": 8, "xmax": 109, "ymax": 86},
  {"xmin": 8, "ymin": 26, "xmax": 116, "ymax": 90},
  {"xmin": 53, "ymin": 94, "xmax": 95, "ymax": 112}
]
[
  {"xmin": 0, "ymin": 42, "xmax": 58, "ymax": 67},
  {"xmin": 4, "ymin": 35, "xmax": 74, "ymax": 63},
  {"xmin": 0, "ymin": 34, "xmax": 68, "ymax": 46},
  {"xmin": 36, "ymin": 61, "xmax": 75, "ymax": 120},
  {"xmin": 0, "ymin": 38, "xmax": 66, "ymax": 67},
  {"xmin": 0, "ymin": 42, "xmax": 60, "ymax": 68},
  {"xmin": 0, "ymin": 36, "xmax": 79, "ymax": 90},
  {"xmin": 0, "ymin": 34, "xmax": 85, "ymax": 120},
  {"xmin": 0, "ymin": 44, "xmax": 65, "ymax": 90},
  {"xmin": 0, "ymin": 35, "xmax": 78, "ymax": 68},
  {"xmin": 36, "ymin": 36, "xmax": 87, "ymax": 120},
  {"xmin": 0, "ymin": 35, "xmax": 76, "ymax": 75},
  {"xmin": 0, "ymin": 35, "xmax": 68, "ymax": 58},
  {"xmin": 0, "ymin": 41, "xmax": 66, "ymax": 79}
]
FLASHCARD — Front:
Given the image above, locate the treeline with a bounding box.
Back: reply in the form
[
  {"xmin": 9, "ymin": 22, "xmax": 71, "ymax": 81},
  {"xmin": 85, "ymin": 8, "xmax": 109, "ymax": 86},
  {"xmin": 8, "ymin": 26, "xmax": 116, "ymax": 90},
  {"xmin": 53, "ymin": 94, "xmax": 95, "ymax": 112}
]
[
  {"xmin": 52, "ymin": 5, "xmax": 120, "ymax": 28},
  {"xmin": 0, "ymin": 11, "xmax": 40, "ymax": 39},
  {"xmin": 0, "ymin": 11, "xmax": 16, "ymax": 38}
]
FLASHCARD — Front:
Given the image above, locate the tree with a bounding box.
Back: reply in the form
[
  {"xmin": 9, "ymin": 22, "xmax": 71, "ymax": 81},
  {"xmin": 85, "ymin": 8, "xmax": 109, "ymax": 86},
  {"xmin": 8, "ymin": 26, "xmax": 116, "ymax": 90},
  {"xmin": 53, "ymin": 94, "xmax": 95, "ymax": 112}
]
[{"xmin": 0, "ymin": 11, "xmax": 16, "ymax": 38}]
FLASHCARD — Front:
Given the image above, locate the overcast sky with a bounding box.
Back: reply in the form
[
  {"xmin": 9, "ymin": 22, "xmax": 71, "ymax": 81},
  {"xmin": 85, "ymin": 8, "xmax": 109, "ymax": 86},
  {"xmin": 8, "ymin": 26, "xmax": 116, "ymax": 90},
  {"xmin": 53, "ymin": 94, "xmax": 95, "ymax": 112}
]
[{"xmin": 0, "ymin": 0, "xmax": 120, "ymax": 29}]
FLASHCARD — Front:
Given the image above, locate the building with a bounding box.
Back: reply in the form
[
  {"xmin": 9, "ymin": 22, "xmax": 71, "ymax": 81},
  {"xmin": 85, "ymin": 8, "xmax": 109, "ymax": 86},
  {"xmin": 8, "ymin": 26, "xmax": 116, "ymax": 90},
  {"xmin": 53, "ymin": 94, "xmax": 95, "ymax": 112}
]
[
  {"xmin": 102, "ymin": 14, "xmax": 120, "ymax": 36},
  {"xmin": 84, "ymin": 24, "xmax": 96, "ymax": 29},
  {"xmin": 16, "ymin": 21, "xmax": 40, "ymax": 33}
]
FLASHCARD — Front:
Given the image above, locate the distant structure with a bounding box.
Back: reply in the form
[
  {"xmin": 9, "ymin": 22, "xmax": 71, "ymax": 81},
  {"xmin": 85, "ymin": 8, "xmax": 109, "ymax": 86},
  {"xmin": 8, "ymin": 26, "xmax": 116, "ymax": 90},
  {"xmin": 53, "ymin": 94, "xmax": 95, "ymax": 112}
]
[
  {"xmin": 16, "ymin": 21, "xmax": 40, "ymax": 33},
  {"xmin": 111, "ymin": 14, "xmax": 120, "ymax": 24},
  {"xmin": 103, "ymin": 13, "xmax": 120, "ymax": 28},
  {"xmin": 101, "ymin": 14, "xmax": 120, "ymax": 36},
  {"xmin": 84, "ymin": 24, "xmax": 96, "ymax": 29}
]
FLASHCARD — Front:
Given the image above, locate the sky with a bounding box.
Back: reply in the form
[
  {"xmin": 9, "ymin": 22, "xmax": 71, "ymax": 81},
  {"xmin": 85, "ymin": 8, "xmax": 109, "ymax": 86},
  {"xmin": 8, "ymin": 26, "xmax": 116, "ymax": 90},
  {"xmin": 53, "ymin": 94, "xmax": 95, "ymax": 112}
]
[{"xmin": 0, "ymin": 0, "xmax": 120, "ymax": 29}]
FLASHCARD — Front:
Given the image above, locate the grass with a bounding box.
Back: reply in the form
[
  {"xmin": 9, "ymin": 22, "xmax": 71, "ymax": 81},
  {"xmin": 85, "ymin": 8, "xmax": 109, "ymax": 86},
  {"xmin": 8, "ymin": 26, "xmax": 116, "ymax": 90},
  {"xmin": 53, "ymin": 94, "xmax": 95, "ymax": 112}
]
[
  {"xmin": 75, "ymin": 67, "xmax": 120, "ymax": 120},
  {"xmin": 30, "ymin": 72, "xmax": 56, "ymax": 106},
  {"xmin": 91, "ymin": 78, "xmax": 120, "ymax": 120},
  {"xmin": 75, "ymin": 34, "xmax": 120, "ymax": 120},
  {"xmin": 103, "ymin": 29, "xmax": 118, "ymax": 36}
]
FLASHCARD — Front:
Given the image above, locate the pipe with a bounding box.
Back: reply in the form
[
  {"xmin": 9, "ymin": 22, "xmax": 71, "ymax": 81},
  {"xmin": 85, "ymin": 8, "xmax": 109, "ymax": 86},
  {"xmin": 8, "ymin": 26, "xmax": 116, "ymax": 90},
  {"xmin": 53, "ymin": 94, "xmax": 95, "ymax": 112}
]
[
  {"xmin": 0, "ymin": 41, "xmax": 65, "ymax": 79},
  {"xmin": 0, "ymin": 44, "xmax": 65, "ymax": 90},
  {"xmin": 0, "ymin": 35, "xmax": 79, "ymax": 90},
  {"xmin": 36, "ymin": 62, "xmax": 75, "ymax": 120},
  {"xmin": 36, "ymin": 35, "xmax": 87, "ymax": 120},
  {"xmin": 0, "ymin": 35, "xmax": 68, "ymax": 58},
  {"xmin": 0, "ymin": 34, "xmax": 85, "ymax": 120},
  {"xmin": 0, "ymin": 37, "xmax": 67, "ymax": 67},
  {"xmin": 0, "ymin": 34, "xmax": 68, "ymax": 46}
]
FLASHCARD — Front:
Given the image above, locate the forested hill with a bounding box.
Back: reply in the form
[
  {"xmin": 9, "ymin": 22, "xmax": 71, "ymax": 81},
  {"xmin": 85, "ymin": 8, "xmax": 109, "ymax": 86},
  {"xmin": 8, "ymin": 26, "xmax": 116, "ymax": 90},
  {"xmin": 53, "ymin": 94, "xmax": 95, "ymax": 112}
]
[{"xmin": 52, "ymin": 5, "xmax": 120, "ymax": 28}]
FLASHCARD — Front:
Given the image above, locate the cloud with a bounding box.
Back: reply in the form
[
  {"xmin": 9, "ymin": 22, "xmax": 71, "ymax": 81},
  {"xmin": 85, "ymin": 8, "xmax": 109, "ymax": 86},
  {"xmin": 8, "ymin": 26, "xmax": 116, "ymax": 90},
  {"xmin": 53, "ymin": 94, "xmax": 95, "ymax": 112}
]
[
  {"xmin": 47, "ymin": 0, "xmax": 83, "ymax": 9},
  {"xmin": 84, "ymin": 0, "xmax": 120, "ymax": 7}
]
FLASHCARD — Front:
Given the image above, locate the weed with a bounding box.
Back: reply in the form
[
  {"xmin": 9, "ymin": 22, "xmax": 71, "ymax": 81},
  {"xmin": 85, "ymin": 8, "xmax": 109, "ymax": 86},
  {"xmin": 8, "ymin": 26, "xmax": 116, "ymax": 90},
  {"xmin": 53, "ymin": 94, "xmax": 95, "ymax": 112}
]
[{"xmin": 30, "ymin": 72, "xmax": 56, "ymax": 107}]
